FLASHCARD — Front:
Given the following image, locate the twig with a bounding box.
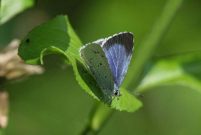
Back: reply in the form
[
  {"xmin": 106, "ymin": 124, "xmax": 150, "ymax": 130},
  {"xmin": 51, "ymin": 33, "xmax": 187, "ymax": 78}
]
[
  {"xmin": 0, "ymin": 91, "xmax": 8, "ymax": 129},
  {"xmin": 0, "ymin": 39, "xmax": 44, "ymax": 80}
]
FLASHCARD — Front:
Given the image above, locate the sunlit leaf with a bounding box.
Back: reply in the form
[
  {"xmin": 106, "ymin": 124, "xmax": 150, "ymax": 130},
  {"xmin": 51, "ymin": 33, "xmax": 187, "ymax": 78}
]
[
  {"xmin": 0, "ymin": 0, "xmax": 34, "ymax": 24},
  {"xmin": 111, "ymin": 88, "xmax": 142, "ymax": 112},
  {"xmin": 137, "ymin": 54, "xmax": 201, "ymax": 94}
]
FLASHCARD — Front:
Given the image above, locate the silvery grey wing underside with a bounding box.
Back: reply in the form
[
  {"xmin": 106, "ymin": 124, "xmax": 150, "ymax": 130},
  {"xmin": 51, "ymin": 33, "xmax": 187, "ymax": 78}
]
[{"xmin": 80, "ymin": 43, "xmax": 114, "ymax": 98}]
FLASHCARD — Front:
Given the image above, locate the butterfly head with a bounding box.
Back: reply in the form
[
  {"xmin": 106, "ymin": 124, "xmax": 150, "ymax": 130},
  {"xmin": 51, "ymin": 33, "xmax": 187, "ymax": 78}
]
[{"xmin": 113, "ymin": 89, "xmax": 121, "ymax": 97}]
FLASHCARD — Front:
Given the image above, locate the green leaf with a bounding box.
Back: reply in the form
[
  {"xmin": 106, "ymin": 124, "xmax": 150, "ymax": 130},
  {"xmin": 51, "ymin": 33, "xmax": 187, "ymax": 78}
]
[
  {"xmin": 136, "ymin": 53, "xmax": 201, "ymax": 94},
  {"xmin": 70, "ymin": 57, "xmax": 99, "ymax": 100},
  {"xmin": 18, "ymin": 15, "xmax": 141, "ymax": 112},
  {"xmin": 18, "ymin": 15, "xmax": 70, "ymax": 64},
  {"xmin": 0, "ymin": 0, "xmax": 34, "ymax": 25},
  {"xmin": 111, "ymin": 88, "xmax": 142, "ymax": 112}
]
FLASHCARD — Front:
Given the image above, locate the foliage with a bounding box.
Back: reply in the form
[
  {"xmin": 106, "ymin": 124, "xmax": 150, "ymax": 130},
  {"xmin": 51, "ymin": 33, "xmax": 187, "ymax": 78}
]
[
  {"xmin": 137, "ymin": 52, "xmax": 201, "ymax": 94},
  {"xmin": 0, "ymin": 0, "xmax": 34, "ymax": 25},
  {"xmin": 1, "ymin": 0, "xmax": 201, "ymax": 134},
  {"xmin": 18, "ymin": 15, "xmax": 142, "ymax": 112}
]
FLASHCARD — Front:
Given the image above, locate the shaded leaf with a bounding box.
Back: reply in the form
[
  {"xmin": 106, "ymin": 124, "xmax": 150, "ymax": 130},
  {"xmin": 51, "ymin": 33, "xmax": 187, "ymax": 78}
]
[{"xmin": 18, "ymin": 15, "xmax": 70, "ymax": 64}]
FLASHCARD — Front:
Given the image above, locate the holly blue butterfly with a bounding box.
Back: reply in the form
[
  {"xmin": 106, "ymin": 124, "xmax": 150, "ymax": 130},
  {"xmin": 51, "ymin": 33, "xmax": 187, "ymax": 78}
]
[{"xmin": 80, "ymin": 32, "xmax": 134, "ymax": 98}]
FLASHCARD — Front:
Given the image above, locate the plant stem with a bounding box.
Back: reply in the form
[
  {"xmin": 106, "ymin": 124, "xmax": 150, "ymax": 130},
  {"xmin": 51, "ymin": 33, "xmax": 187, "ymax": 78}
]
[
  {"xmin": 81, "ymin": 0, "xmax": 183, "ymax": 134},
  {"xmin": 125, "ymin": 0, "xmax": 183, "ymax": 88},
  {"xmin": 81, "ymin": 102, "xmax": 113, "ymax": 135}
]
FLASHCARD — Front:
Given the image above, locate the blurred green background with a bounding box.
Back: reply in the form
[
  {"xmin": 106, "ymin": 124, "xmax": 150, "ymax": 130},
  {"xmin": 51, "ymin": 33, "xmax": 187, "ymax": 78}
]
[{"xmin": 1, "ymin": 0, "xmax": 201, "ymax": 135}]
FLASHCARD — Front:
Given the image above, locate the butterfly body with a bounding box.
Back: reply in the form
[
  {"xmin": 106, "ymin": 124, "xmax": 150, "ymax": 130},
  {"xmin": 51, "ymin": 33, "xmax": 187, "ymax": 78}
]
[{"xmin": 80, "ymin": 32, "xmax": 134, "ymax": 98}]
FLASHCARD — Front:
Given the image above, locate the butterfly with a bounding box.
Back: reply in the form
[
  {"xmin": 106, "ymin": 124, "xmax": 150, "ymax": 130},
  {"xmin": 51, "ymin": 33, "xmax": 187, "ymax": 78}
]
[{"xmin": 80, "ymin": 32, "xmax": 134, "ymax": 98}]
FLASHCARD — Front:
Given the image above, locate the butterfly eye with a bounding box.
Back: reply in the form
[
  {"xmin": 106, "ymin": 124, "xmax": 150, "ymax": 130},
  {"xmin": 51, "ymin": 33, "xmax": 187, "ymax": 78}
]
[
  {"xmin": 114, "ymin": 91, "xmax": 118, "ymax": 96},
  {"xmin": 113, "ymin": 89, "xmax": 120, "ymax": 96}
]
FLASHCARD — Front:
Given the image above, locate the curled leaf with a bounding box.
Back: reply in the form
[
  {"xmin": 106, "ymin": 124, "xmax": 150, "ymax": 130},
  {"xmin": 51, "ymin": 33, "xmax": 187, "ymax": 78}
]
[{"xmin": 18, "ymin": 15, "xmax": 142, "ymax": 112}]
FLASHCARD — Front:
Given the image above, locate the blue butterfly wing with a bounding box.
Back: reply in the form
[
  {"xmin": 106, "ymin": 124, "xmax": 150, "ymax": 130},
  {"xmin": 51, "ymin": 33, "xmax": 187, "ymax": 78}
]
[{"xmin": 102, "ymin": 32, "xmax": 134, "ymax": 89}]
